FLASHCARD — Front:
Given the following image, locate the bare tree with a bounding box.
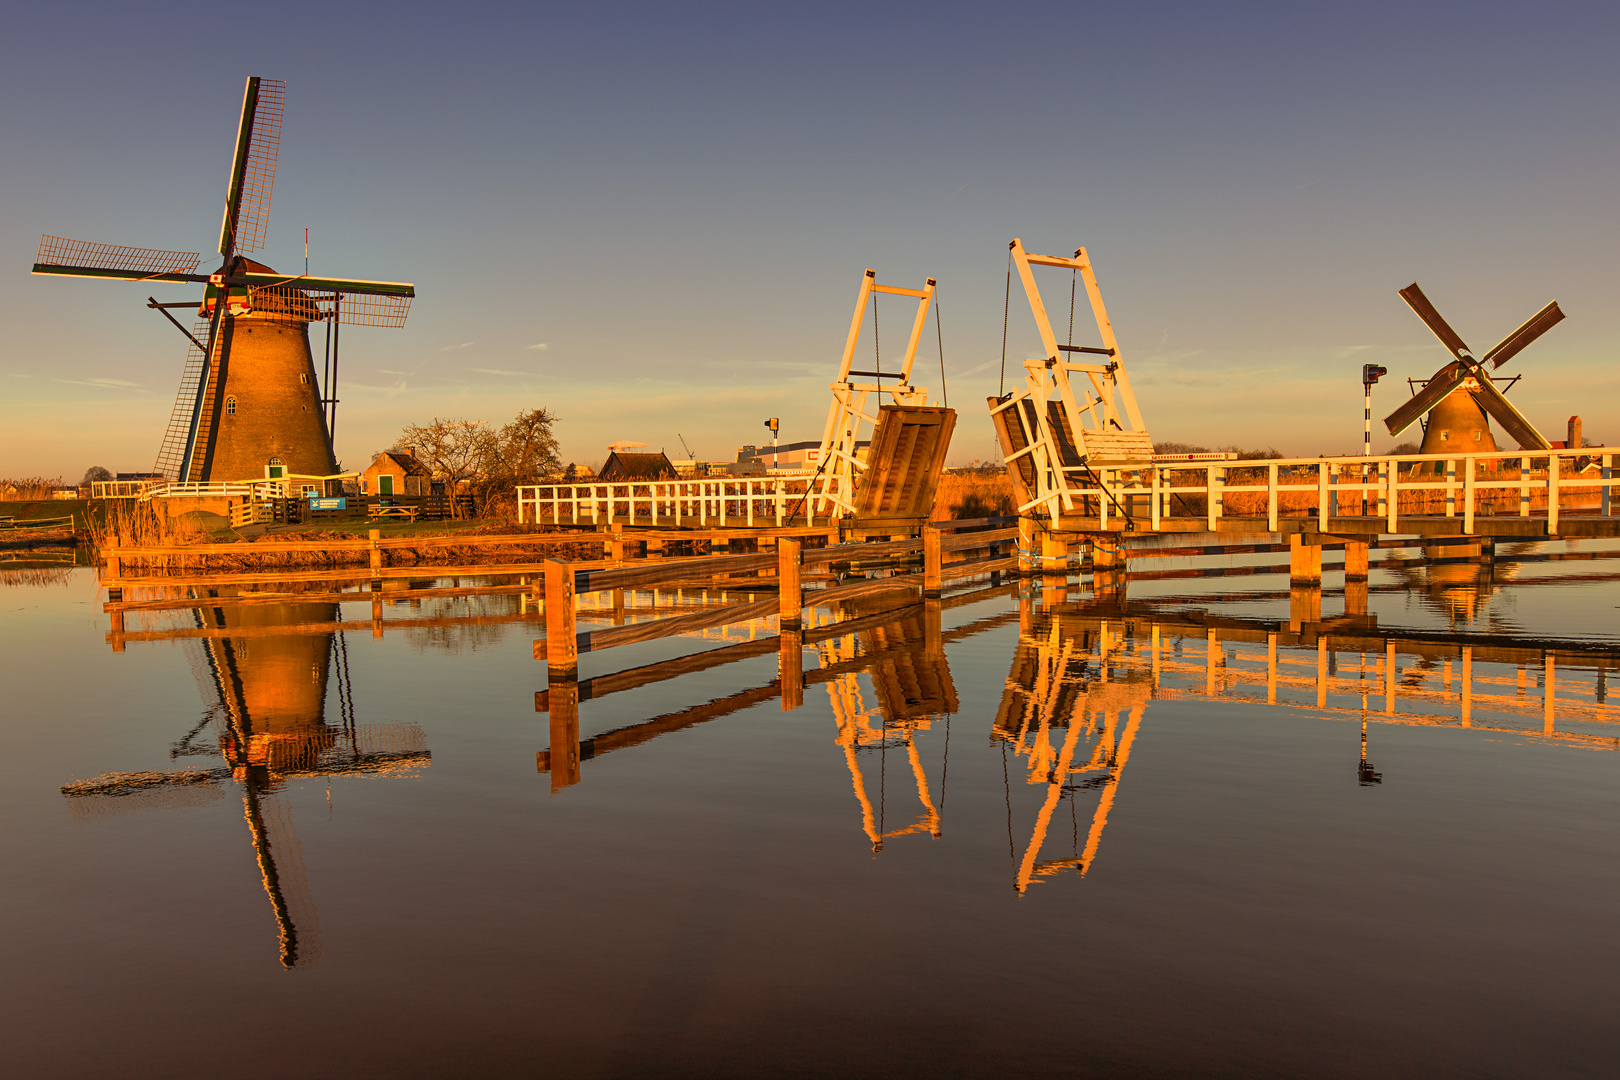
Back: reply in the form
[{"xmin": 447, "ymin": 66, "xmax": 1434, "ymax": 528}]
[
  {"xmin": 491, "ymin": 408, "xmax": 562, "ymax": 482},
  {"xmin": 399, "ymin": 418, "xmax": 494, "ymax": 519}
]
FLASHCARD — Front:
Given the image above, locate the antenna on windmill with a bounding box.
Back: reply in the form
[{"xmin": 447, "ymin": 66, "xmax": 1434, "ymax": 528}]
[
  {"xmin": 30, "ymin": 76, "xmax": 417, "ymax": 485},
  {"xmin": 1382, "ymin": 283, "xmax": 1562, "ymax": 458}
]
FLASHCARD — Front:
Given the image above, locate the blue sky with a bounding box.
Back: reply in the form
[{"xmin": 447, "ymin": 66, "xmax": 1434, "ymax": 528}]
[{"xmin": 3, "ymin": 1, "xmax": 1617, "ymax": 478}]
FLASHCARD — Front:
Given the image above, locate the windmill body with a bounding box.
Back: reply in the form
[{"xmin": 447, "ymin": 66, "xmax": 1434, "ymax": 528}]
[
  {"xmin": 31, "ymin": 77, "xmax": 414, "ymax": 484},
  {"xmin": 1416, "ymin": 363, "xmax": 1501, "ymax": 457}
]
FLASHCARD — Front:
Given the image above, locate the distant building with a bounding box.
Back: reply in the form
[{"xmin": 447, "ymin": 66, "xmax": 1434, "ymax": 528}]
[
  {"xmin": 361, "ymin": 449, "xmax": 432, "ymax": 497},
  {"xmin": 599, "ymin": 451, "xmax": 678, "ymax": 482},
  {"xmin": 736, "ymin": 439, "xmax": 868, "ymax": 471}
]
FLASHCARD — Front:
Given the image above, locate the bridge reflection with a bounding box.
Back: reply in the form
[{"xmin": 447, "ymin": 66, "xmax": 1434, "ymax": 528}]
[{"xmin": 73, "ymin": 560, "xmax": 1620, "ymax": 961}]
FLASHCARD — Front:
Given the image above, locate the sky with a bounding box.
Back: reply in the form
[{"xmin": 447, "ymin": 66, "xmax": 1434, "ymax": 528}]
[{"xmin": 3, "ymin": 1, "xmax": 1618, "ymax": 480}]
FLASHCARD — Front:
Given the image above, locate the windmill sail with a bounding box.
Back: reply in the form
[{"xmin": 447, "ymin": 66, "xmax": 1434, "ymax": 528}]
[
  {"xmin": 153, "ymin": 318, "xmax": 216, "ymax": 482},
  {"xmin": 219, "ymin": 77, "xmax": 284, "ymax": 257},
  {"xmin": 32, "ymin": 235, "xmax": 201, "ymax": 281},
  {"xmin": 1483, "ymin": 301, "xmax": 1565, "ymax": 370}
]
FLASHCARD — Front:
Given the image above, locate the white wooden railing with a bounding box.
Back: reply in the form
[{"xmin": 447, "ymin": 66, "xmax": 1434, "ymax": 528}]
[
  {"xmin": 515, "ymin": 478, "xmax": 831, "ymax": 528},
  {"xmin": 1025, "ymin": 447, "xmax": 1618, "ymax": 534}
]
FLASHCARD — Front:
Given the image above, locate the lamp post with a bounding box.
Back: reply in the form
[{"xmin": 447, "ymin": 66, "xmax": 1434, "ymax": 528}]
[{"xmin": 764, "ymin": 417, "xmax": 779, "ymax": 470}]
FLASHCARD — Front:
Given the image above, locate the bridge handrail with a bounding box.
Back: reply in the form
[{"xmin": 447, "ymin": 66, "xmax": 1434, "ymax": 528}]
[{"xmin": 1020, "ymin": 445, "xmax": 1618, "ymax": 533}]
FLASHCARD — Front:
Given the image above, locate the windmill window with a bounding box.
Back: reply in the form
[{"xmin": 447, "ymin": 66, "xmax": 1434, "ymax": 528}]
[
  {"xmin": 225, "ymin": 396, "xmax": 236, "ymax": 415},
  {"xmin": 300, "ymin": 373, "xmax": 308, "ymax": 385},
  {"xmin": 267, "ymin": 457, "xmax": 285, "ymax": 480},
  {"xmin": 1440, "ymin": 430, "xmax": 1450, "ymax": 441},
  {"xmin": 1473, "ymin": 430, "xmax": 1482, "ymax": 442}
]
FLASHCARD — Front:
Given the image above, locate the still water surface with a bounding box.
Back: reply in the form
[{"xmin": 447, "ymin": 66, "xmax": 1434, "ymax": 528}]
[{"xmin": 5, "ymin": 544, "xmax": 1620, "ymax": 1078}]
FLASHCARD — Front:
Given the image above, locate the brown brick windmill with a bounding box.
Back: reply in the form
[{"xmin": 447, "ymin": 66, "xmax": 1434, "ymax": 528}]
[
  {"xmin": 1383, "ymin": 283, "xmax": 1562, "ymax": 456},
  {"xmin": 31, "ymin": 77, "xmax": 415, "ymax": 484}
]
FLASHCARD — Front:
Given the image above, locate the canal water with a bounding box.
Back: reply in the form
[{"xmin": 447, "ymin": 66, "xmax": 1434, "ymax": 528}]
[{"xmin": 5, "ymin": 542, "xmax": 1620, "ymax": 1078}]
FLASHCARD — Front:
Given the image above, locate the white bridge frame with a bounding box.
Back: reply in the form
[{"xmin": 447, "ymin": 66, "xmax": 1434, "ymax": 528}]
[
  {"xmin": 810, "ymin": 268, "xmax": 937, "ymax": 518},
  {"xmin": 990, "ymin": 239, "xmax": 1151, "ymax": 527}
]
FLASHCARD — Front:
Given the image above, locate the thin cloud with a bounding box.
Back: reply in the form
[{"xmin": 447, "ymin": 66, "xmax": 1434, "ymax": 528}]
[
  {"xmin": 53, "ymin": 377, "xmax": 144, "ymax": 390},
  {"xmin": 5, "ymin": 372, "xmax": 29, "ymax": 378},
  {"xmin": 1282, "ymin": 177, "xmax": 1325, "ymax": 195},
  {"xmin": 526, "ymin": 342, "xmax": 549, "ymax": 351},
  {"xmin": 469, "ymin": 367, "xmax": 532, "ymax": 377},
  {"xmin": 440, "ymin": 342, "xmax": 475, "ymax": 351}
]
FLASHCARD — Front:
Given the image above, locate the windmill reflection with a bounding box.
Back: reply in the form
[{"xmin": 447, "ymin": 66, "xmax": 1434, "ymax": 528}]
[{"xmin": 69, "ymin": 585, "xmax": 430, "ymax": 968}]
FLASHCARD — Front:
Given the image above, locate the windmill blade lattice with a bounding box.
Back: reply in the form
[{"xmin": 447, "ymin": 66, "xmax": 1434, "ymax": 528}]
[
  {"xmin": 1399, "ymin": 283, "xmax": 1475, "ymax": 361},
  {"xmin": 34, "ymin": 235, "xmax": 201, "ymax": 278},
  {"xmin": 1483, "ymin": 301, "xmax": 1564, "ymax": 370},
  {"xmin": 220, "ymin": 78, "xmax": 284, "ymax": 256}
]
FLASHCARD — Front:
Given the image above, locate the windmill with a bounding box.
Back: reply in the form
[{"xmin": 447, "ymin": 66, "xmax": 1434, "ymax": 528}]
[
  {"xmin": 30, "ymin": 77, "xmax": 415, "ymax": 485},
  {"xmin": 1383, "ymin": 283, "xmax": 1563, "ymax": 457}
]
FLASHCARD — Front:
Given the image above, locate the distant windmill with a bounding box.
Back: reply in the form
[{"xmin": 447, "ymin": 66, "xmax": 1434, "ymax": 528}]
[
  {"xmin": 1383, "ymin": 283, "xmax": 1562, "ymax": 456},
  {"xmin": 30, "ymin": 77, "xmax": 416, "ymax": 484}
]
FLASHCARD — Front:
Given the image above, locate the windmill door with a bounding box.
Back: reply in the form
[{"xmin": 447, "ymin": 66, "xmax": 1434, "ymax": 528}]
[{"xmin": 379, "ymin": 475, "xmax": 395, "ymax": 496}]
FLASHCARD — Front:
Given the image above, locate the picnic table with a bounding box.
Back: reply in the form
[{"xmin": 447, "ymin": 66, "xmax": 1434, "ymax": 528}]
[{"xmin": 367, "ymin": 503, "xmax": 419, "ymax": 522}]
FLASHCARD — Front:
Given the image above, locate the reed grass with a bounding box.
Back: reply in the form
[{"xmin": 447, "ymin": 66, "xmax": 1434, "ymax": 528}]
[{"xmin": 0, "ymin": 476, "xmax": 63, "ymax": 500}]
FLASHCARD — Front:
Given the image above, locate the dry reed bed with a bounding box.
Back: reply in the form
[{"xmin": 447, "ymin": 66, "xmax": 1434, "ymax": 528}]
[{"xmin": 0, "ymin": 477, "xmax": 65, "ymax": 500}]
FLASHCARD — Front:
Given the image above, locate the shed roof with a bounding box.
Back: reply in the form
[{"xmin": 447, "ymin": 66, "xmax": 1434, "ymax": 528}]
[
  {"xmin": 368, "ymin": 451, "xmax": 433, "ymax": 477},
  {"xmin": 600, "ymin": 451, "xmax": 678, "ymax": 481}
]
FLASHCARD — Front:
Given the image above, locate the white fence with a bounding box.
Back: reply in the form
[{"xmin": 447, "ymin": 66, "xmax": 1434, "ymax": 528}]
[
  {"xmin": 1029, "ymin": 447, "xmax": 1617, "ymax": 534},
  {"xmin": 516, "ymin": 478, "xmax": 836, "ymax": 528}
]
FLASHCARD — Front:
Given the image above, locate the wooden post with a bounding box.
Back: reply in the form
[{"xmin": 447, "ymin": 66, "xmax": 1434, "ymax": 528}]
[
  {"xmin": 1317, "ymin": 638, "xmax": 1328, "ymax": 709},
  {"xmin": 1018, "ymin": 516, "xmax": 1035, "ymax": 573},
  {"xmin": 109, "ymin": 610, "xmax": 125, "ymax": 652},
  {"xmin": 1461, "ymin": 646, "xmax": 1472, "ymax": 726},
  {"xmin": 1544, "ymin": 653, "xmax": 1556, "ymax": 735},
  {"xmin": 1040, "ymin": 533, "xmax": 1068, "ymax": 573},
  {"xmin": 369, "ymin": 528, "xmax": 382, "ymax": 573},
  {"xmin": 778, "ymin": 537, "xmax": 802, "ymax": 628},
  {"xmin": 548, "ymin": 680, "xmax": 581, "ymax": 792},
  {"xmin": 609, "ymin": 522, "xmax": 625, "ymax": 565},
  {"xmin": 779, "ymin": 629, "xmax": 803, "ymax": 711},
  {"xmin": 371, "ymin": 594, "xmax": 384, "ymax": 638},
  {"xmin": 1548, "ymin": 453, "xmax": 1561, "ymax": 534},
  {"xmin": 106, "ymin": 539, "xmax": 121, "ymax": 581},
  {"xmin": 545, "ymin": 559, "xmax": 577, "ymax": 677},
  {"xmin": 923, "ymin": 525, "xmax": 942, "ymax": 598},
  {"xmin": 924, "ymin": 597, "xmax": 942, "ymax": 659},
  {"xmin": 1344, "ymin": 541, "xmax": 1369, "ymax": 581},
  {"xmin": 1289, "ymin": 534, "xmax": 1322, "ymax": 584},
  {"xmin": 1266, "ymin": 632, "xmax": 1277, "ymax": 704},
  {"xmin": 1345, "ymin": 578, "xmax": 1368, "ymax": 617}
]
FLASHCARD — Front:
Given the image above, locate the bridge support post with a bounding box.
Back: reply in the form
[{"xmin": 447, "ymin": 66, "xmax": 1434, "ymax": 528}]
[
  {"xmin": 545, "ymin": 559, "xmax": 578, "ymax": 680},
  {"xmin": 1289, "ymin": 586, "xmax": 1321, "ymax": 633},
  {"xmin": 779, "ymin": 629, "xmax": 804, "ymax": 711},
  {"xmin": 1018, "ymin": 517, "xmax": 1036, "ymax": 573},
  {"xmin": 1345, "ymin": 578, "xmax": 1368, "ymax": 618},
  {"xmin": 778, "ymin": 538, "xmax": 802, "ymax": 628},
  {"xmin": 1040, "ymin": 533, "xmax": 1068, "ymax": 572},
  {"xmin": 1344, "ymin": 541, "xmax": 1369, "ymax": 581},
  {"xmin": 1289, "ymin": 534, "xmax": 1322, "ymax": 585},
  {"xmin": 546, "ymin": 681, "xmax": 582, "ymax": 792},
  {"xmin": 923, "ymin": 526, "xmax": 942, "ymax": 598}
]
